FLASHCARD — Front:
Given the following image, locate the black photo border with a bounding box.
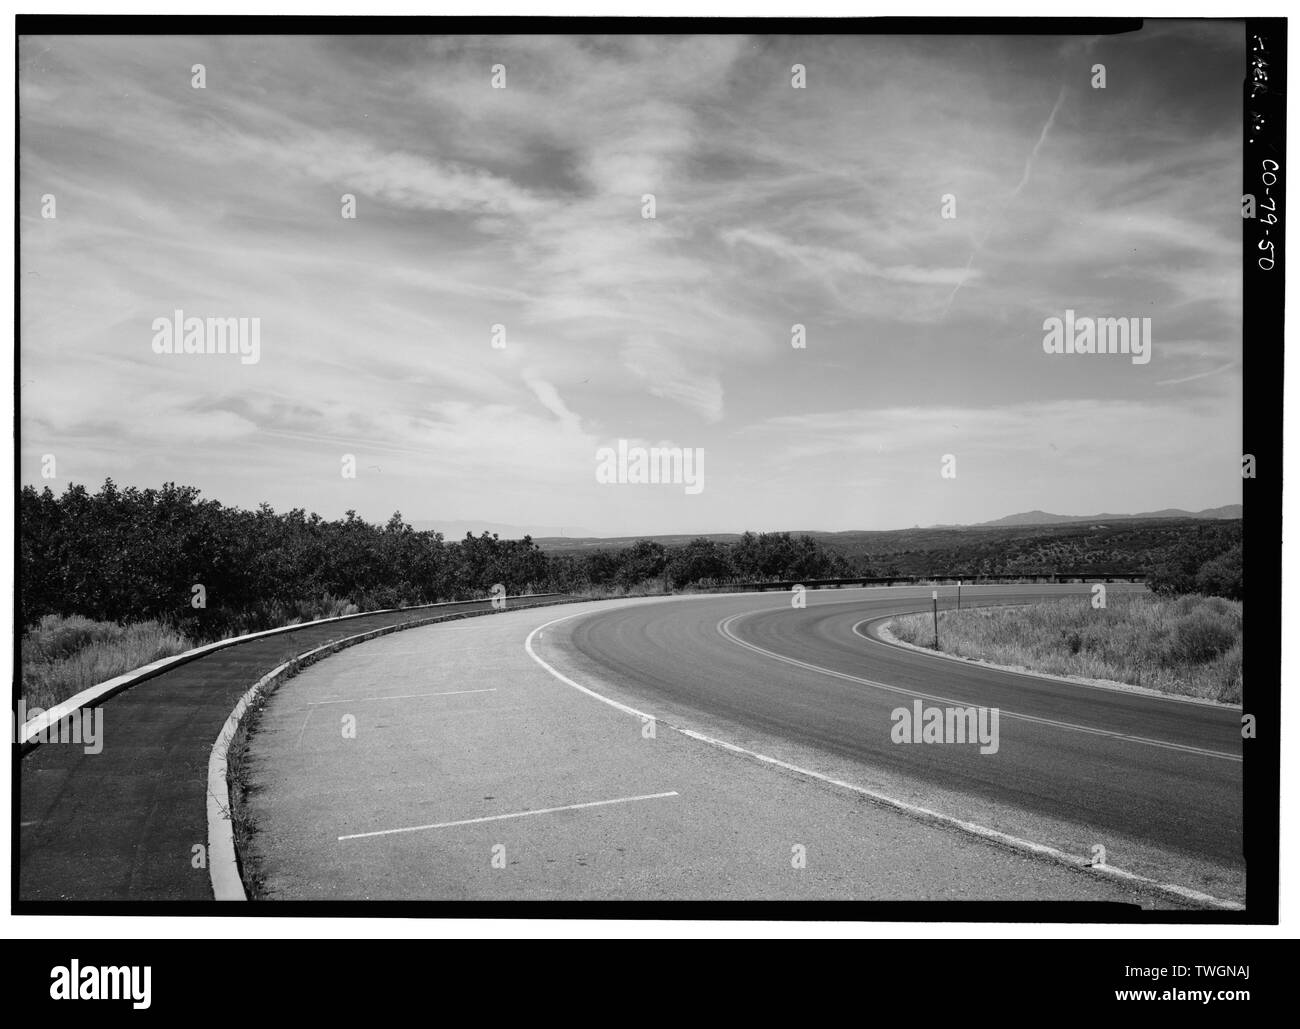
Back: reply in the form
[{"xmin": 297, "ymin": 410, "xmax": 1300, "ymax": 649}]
[{"xmin": 11, "ymin": 14, "xmax": 1284, "ymax": 924}]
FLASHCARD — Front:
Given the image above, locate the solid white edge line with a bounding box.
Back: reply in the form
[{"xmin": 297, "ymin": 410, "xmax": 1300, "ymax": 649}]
[
  {"xmin": 523, "ymin": 604, "xmax": 1245, "ymax": 913},
  {"xmin": 717, "ymin": 612, "xmax": 1240, "ymax": 763},
  {"xmin": 338, "ymin": 791, "xmax": 680, "ymax": 841},
  {"xmin": 525, "ymin": 611, "xmax": 659, "ymax": 722}
]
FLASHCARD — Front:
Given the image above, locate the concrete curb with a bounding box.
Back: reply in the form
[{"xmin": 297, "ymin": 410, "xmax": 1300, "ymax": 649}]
[{"xmin": 19, "ymin": 593, "xmax": 568, "ymax": 750}]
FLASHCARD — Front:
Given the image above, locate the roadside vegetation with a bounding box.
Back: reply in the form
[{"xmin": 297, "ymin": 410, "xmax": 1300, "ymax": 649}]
[
  {"xmin": 21, "ymin": 614, "xmax": 194, "ymax": 711},
  {"xmin": 19, "ymin": 480, "xmax": 857, "ymax": 638},
  {"xmin": 889, "ymin": 593, "xmax": 1242, "ymax": 703},
  {"xmin": 20, "ymin": 479, "xmax": 1243, "ymax": 707}
]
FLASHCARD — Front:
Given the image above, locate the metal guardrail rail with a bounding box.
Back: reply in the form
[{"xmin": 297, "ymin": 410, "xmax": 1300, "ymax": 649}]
[{"xmin": 699, "ymin": 573, "xmax": 1147, "ymax": 593}]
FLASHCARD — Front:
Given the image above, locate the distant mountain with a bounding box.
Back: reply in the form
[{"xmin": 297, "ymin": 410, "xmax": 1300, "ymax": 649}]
[
  {"xmin": 415, "ymin": 506, "xmax": 1241, "ymax": 547},
  {"xmin": 978, "ymin": 506, "xmax": 1241, "ymax": 527},
  {"xmin": 1190, "ymin": 505, "xmax": 1247, "ymax": 520}
]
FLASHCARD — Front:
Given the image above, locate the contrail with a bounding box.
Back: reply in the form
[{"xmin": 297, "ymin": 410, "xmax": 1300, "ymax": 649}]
[
  {"xmin": 1011, "ymin": 84, "xmax": 1066, "ymax": 199},
  {"xmin": 1155, "ymin": 360, "xmax": 1240, "ymax": 387},
  {"xmin": 942, "ymin": 85, "xmax": 1067, "ymax": 318}
]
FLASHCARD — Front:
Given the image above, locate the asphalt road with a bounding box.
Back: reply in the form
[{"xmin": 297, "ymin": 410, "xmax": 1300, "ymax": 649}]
[
  {"xmin": 17, "ymin": 596, "xmax": 572, "ymax": 902},
  {"xmin": 555, "ymin": 584, "xmax": 1242, "ymax": 897},
  {"xmin": 245, "ymin": 584, "xmax": 1242, "ymax": 905}
]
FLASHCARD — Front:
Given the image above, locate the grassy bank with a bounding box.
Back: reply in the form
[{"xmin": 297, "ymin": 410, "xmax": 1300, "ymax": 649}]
[
  {"xmin": 888, "ymin": 593, "xmax": 1242, "ymax": 703},
  {"xmin": 20, "ymin": 595, "xmax": 369, "ymax": 711},
  {"xmin": 21, "ymin": 614, "xmax": 195, "ymax": 711}
]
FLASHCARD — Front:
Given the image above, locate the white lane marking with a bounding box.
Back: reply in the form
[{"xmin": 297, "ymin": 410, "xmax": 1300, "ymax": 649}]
[
  {"xmin": 294, "ymin": 706, "xmax": 314, "ymax": 749},
  {"xmin": 673, "ymin": 726, "xmax": 1241, "ymax": 911},
  {"xmin": 523, "ymin": 607, "xmax": 1244, "ymax": 912},
  {"xmin": 853, "ymin": 616, "xmax": 1240, "ymax": 711},
  {"xmin": 338, "ymin": 791, "xmax": 679, "ymax": 841},
  {"xmin": 526, "ymin": 611, "xmax": 659, "ymax": 721},
  {"xmin": 718, "ymin": 612, "xmax": 1240, "ymax": 763},
  {"xmin": 295, "ymin": 688, "xmax": 498, "ymax": 708}
]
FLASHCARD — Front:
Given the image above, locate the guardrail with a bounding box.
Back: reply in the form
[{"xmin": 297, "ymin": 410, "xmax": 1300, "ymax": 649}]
[{"xmin": 699, "ymin": 573, "xmax": 1147, "ymax": 593}]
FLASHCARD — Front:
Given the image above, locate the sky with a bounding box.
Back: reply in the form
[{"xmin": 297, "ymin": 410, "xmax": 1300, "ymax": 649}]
[{"xmin": 19, "ymin": 25, "xmax": 1245, "ymax": 536}]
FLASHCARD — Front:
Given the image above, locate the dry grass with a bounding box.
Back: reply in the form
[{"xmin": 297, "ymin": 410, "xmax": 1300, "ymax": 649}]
[
  {"xmin": 219, "ymin": 594, "xmax": 361, "ymax": 637},
  {"xmin": 889, "ymin": 593, "xmax": 1242, "ymax": 703},
  {"xmin": 20, "ymin": 595, "xmax": 367, "ymax": 713},
  {"xmin": 21, "ymin": 614, "xmax": 194, "ymax": 711},
  {"xmin": 571, "ymin": 582, "xmax": 671, "ymax": 599}
]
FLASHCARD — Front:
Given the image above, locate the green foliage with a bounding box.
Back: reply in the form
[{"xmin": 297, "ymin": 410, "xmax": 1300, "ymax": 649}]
[
  {"xmin": 543, "ymin": 518, "xmax": 1242, "ymax": 593},
  {"xmin": 21, "ymin": 482, "xmax": 498, "ymax": 636},
  {"xmin": 22, "ymin": 483, "xmax": 854, "ymax": 633},
  {"xmin": 1146, "ymin": 531, "xmax": 1243, "ymax": 600},
  {"xmin": 1193, "ymin": 544, "xmax": 1243, "ymax": 601},
  {"xmin": 667, "ymin": 537, "xmax": 734, "ymax": 588},
  {"xmin": 731, "ymin": 531, "xmax": 852, "ymax": 581},
  {"xmin": 616, "ymin": 539, "xmax": 668, "ymax": 588},
  {"xmin": 20, "ymin": 481, "xmax": 1244, "ymax": 645}
]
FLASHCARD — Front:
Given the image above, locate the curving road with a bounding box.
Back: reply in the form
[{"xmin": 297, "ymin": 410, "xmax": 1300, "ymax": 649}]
[
  {"xmin": 541, "ymin": 584, "xmax": 1243, "ymax": 899},
  {"xmin": 246, "ymin": 583, "xmax": 1244, "ymax": 905}
]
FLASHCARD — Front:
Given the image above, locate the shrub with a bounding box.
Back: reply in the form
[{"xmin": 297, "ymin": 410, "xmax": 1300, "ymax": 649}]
[
  {"xmin": 22, "ymin": 614, "xmax": 193, "ymax": 710},
  {"xmin": 887, "ymin": 593, "xmax": 1242, "ymax": 702}
]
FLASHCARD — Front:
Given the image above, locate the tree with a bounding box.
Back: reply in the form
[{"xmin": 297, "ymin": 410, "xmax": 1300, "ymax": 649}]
[
  {"xmin": 1195, "ymin": 544, "xmax": 1243, "ymax": 601},
  {"xmin": 616, "ymin": 539, "xmax": 668, "ymax": 588},
  {"xmin": 667, "ymin": 537, "xmax": 734, "ymax": 588}
]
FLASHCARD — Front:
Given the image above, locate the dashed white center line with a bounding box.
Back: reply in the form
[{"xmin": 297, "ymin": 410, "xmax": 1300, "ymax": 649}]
[{"xmin": 338, "ymin": 790, "xmax": 680, "ymax": 841}]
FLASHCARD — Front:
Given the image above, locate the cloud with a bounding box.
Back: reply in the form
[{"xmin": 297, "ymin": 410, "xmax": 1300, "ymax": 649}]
[
  {"xmin": 620, "ymin": 336, "xmax": 725, "ymax": 424},
  {"xmin": 19, "ymin": 27, "xmax": 1244, "ymax": 532}
]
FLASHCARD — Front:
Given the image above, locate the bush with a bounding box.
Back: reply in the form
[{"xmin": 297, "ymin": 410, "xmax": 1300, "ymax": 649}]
[
  {"xmin": 616, "ymin": 539, "xmax": 668, "ymax": 589},
  {"xmin": 1167, "ymin": 607, "xmax": 1239, "ymax": 664},
  {"xmin": 1195, "ymin": 544, "xmax": 1243, "ymax": 600},
  {"xmin": 20, "ymin": 482, "xmax": 870, "ymax": 629},
  {"xmin": 1146, "ymin": 531, "xmax": 1242, "ymax": 600},
  {"xmin": 668, "ymin": 538, "xmax": 734, "ymax": 589}
]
